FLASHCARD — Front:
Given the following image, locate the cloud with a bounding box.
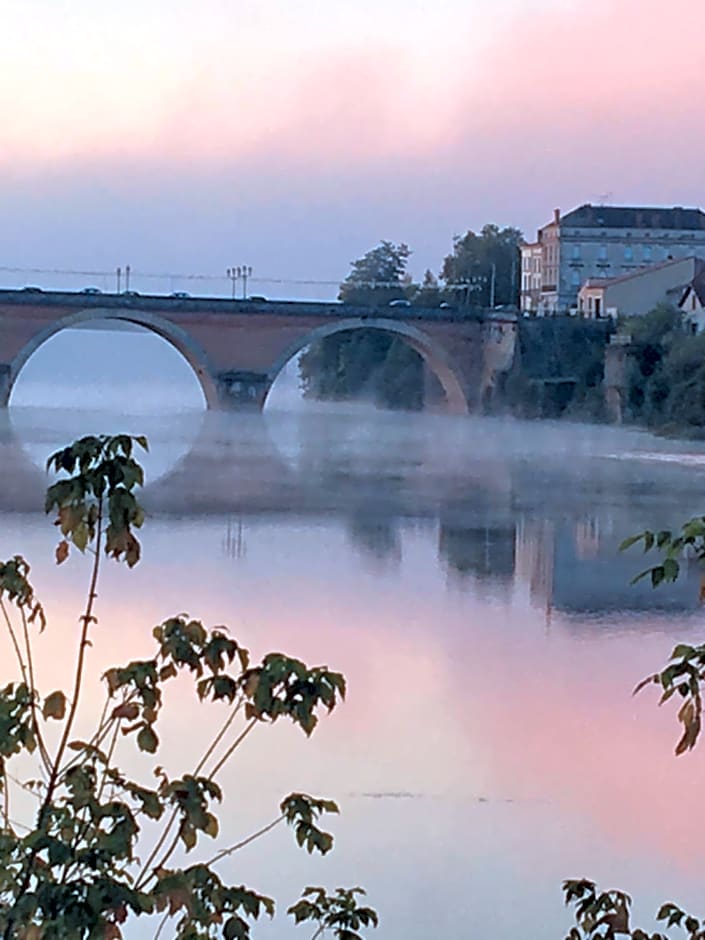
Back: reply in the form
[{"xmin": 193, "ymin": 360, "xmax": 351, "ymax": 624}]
[{"xmin": 1, "ymin": 0, "xmax": 704, "ymax": 281}]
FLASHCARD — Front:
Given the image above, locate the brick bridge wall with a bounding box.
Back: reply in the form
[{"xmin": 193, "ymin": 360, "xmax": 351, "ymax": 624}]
[{"xmin": 0, "ymin": 291, "xmax": 518, "ymax": 413}]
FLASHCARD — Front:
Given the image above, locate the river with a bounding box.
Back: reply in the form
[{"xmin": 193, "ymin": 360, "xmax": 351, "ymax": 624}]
[{"xmin": 2, "ymin": 326, "xmax": 705, "ymax": 938}]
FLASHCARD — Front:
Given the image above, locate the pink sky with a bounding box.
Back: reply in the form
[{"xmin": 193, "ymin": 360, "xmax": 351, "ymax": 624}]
[{"xmin": 1, "ymin": 0, "xmax": 704, "ymax": 295}]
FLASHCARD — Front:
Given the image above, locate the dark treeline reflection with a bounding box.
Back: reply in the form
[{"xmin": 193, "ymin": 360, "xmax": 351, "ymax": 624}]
[{"xmin": 3, "ymin": 408, "xmax": 705, "ymax": 619}]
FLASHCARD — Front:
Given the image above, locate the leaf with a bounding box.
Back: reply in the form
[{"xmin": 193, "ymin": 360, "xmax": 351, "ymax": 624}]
[
  {"xmin": 137, "ymin": 725, "xmax": 159, "ymax": 754},
  {"xmin": 42, "ymin": 690, "xmax": 67, "ymax": 721},
  {"xmin": 55, "ymin": 540, "xmax": 70, "ymax": 565},
  {"xmin": 619, "ymin": 533, "xmax": 643, "ymax": 552},
  {"xmin": 204, "ymin": 813, "xmax": 219, "ymax": 838},
  {"xmin": 112, "ymin": 702, "xmax": 140, "ymax": 721},
  {"xmin": 633, "ymin": 674, "xmax": 659, "ymax": 696}
]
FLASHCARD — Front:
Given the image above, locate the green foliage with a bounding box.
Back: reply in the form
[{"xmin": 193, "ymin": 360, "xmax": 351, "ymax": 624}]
[
  {"xmin": 563, "ymin": 879, "xmax": 704, "ymax": 940},
  {"xmin": 440, "ymin": 223, "xmax": 522, "ymax": 308},
  {"xmin": 45, "ymin": 434, "xmax": 148, "ymax": 568},
  {"xmin": 619, "ymin": 304, "xmax": 705, "ymax": 430},
  {"xmin": 618, "ymin": 519, "xmax": 705, "ymax": 754},
  {"xmin": 504, "ymin": 318, "xmax": 611, "ymax": 419},
  {"xmin": 409, "ymin": 269, "xmax": 442, "ymax": 307},
  {"xmin": 564, "ymin": 510, "xmax": 705, "ymax": 940},
  {"xmin": 0, "ymin": 435, "xmax": 377, "ymax": 939},
  {"xmin": 337, "ymin": 241, "xmax": 411, "ymax": 306},
  {"xmin": 301, "ymin": 242, "xmax": 424, "ymax": 410},
  {"xmin": 288, "ymin": 887, "xmax": 379, "ymax": 939},
  {"xmin": 298, "ymin": 330, "xmax": 423, "ymax": 411}
]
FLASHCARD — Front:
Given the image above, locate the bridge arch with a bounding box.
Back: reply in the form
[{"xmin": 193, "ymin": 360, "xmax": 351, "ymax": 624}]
[
  {"xmin": 5, "ymin": 307, "xmax": 219, "ymax": 408},
  {"xmin": 264, "ymin": 317, "xmax": 470, "ymax": 414}
]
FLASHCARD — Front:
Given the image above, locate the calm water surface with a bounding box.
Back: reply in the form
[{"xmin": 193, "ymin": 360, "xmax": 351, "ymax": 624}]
[{"xmin": 3, "ymin": 329, "xmax": 705, "ymax": 938}]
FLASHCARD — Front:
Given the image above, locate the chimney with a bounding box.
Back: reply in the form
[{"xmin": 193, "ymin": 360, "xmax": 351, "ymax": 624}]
[{"xmin": 554, "ymin": 208, "xmax": 560, "ymax": 225}]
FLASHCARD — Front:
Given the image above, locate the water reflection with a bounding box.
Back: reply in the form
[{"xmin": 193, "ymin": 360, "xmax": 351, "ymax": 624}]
[
  {"xmin": 3, "ymin": 408, "xmax": 705, "ymax": 939},
  {"xmin": 5, "ymin": 408, "xmax": 705, "ymax": 619}
]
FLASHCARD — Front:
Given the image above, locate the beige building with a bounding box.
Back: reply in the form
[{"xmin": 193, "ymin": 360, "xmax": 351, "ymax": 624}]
[
  {"xmin": 578, "ymin": 256, "xmax": 704, "ymax": 319},
  {"xmin": 521, "ymin": 204, "xmax": 705, "ymax": 314}
]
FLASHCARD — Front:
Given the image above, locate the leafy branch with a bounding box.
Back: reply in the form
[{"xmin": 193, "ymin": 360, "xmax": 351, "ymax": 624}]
[{"xmin": 0, "ymin": 434, "xmax": 377, "ymax": 940}]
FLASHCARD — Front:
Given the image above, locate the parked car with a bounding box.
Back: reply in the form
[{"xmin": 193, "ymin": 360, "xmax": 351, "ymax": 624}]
[
  {"xmin": 81, "ymin": 287, "xmax": 102, "ymax": 294},
  {"xmin": 123, "ymin": 291, "xmax": 140, "ymax": 297},
  {"xmin": 388, "ymin": 299, "xmax": 411, "ymax": 307},
  {"xmin": 21, "ymin": 286, "xmax": 42, "ymax": 293},
  {"xmin": 170, "ymin": 291, "xmax": 190, "ymax": 299},
  {"xmin": 247, "ymin": 295, "xmax": 267, "ymax": 302},
  {"xmin": 439, "ymin": 301, "xmax": 451, "ymax": 309}
]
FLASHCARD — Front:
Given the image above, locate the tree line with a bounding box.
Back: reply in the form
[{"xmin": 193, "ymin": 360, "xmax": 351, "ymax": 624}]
[{"xmin": 300, "ymin": 225, "xmax": 522, "ymax": 409}]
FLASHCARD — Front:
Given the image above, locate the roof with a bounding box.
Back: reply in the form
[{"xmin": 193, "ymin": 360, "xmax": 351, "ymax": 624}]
[
  {"xmin": 558, "ymin": 204, "xmax": 705, "ymax": 231},
  {"xmin": 681, "ymin": 270, "xmax": 705, "ymax": 307},
  {"xmin": 579, "ymin": 256, "xmax": 705, "ymax": 292}
]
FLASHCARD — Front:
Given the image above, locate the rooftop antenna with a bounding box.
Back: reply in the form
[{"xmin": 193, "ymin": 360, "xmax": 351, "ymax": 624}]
[{"xmin": 592, "ymin": 192, "xmax": 614, "ymax": 206}]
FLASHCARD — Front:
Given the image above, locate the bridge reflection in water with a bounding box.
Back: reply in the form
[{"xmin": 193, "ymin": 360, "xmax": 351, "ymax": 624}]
[{"xmin": 3, "ymin": 408, "xmax": 703, "ymax": 621}]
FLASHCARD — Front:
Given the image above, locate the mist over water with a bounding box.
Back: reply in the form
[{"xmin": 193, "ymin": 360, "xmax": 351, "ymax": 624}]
[{"xmin": 5, "ymin": 326, "xmax": 705, "ymax": 938}]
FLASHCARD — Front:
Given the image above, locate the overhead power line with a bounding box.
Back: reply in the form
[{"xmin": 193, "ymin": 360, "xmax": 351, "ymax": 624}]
[{"xmin": 0, "ymin": 265, "xmax": 487, "ymax": 292}]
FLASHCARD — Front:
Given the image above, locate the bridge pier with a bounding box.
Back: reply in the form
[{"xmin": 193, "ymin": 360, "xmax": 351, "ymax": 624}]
[
  {"xmin": 215, "ymin": 370, "xmax": 271, "ymax": 409},
  {"xmin": 604, "ymin": 336, "xmax": 633, "ymax": 424}
]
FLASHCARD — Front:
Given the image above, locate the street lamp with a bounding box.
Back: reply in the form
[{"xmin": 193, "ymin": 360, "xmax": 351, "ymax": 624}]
[{"xmin": 226, "ymin": 266, "xmax": 253, "ymax": 300}]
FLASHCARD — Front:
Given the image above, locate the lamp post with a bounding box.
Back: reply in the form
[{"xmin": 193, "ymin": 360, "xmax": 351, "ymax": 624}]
[{"xmin": 226, "ymin": 266, "xmax": 253, "ymax": 300}]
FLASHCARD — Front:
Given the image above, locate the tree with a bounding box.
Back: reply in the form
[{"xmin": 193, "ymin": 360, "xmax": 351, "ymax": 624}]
[
  {"xmin": 338, "ymin": 242, "xmax": 411, "ymax": 307},
  {"xmin": 298, "ymin": 329, "xmax": 423, "ymax": 411},
  {"xmin": 409, "ymin": 270, "xmax": 443, "ymax": 308},
  {"xmin": 563, "ymin": 520, "xmax": 705, "ymax": 939},
  {"xmin": 298, "ymin": 241, "xmax": 424, "ymax": 410},
  {"xmin": 620, "ymin": 304, "xmax": 705, "ymax": 428},
  {"xmin": 0, "ymin": 434, "xmax": 378, "ymax": 939},
  {"xmin": 440, "ymin": 224, "xmax": 522, "ymax": 308}
]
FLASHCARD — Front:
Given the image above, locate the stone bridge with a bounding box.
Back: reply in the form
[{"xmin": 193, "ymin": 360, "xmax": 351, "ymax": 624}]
[{"xmin": 0, "ymin": 290, "xmax": 518, "ymax": 412}]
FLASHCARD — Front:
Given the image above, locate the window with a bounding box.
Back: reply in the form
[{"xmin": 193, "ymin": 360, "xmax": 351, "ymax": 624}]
[
  {"xmin": 643, "ymin": 245, "xmax": 652, "ymax": 262},
  {"xmin": 624, "ymin": 246, "xmax": 633, "ymax": 261},
  {"xmin": 571, "ymin": 270, "xmax": 581, "ymax": 286},
  {"xmin": 598, "ymin": 245, "xmax": 608, "ymax": 261},
  {"xmin": 572, "ymin": 244, "xmax": 581, "ymax": 260}
]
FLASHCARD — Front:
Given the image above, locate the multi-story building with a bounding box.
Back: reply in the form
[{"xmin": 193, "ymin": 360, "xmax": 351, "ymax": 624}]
[
  {"xmin": 521, "ymin": 204, "xmax": 705, "ymax": 314},
  {"xmin": 520, "ymin": 241, "xmax": 543, "ymax": 313}
]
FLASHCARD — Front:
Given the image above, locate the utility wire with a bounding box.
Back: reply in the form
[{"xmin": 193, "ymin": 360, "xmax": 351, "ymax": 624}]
[{"xmin": 0, "ymin": 265, "xmax": 486, "ymax": 292}]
